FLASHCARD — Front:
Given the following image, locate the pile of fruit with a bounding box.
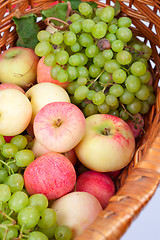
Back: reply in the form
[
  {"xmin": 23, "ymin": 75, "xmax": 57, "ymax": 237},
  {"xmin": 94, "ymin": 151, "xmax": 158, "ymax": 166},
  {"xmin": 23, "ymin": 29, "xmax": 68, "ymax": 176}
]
[{"xmin": 0, "ymin": 1, "xmax": 156, "ymax": 239}]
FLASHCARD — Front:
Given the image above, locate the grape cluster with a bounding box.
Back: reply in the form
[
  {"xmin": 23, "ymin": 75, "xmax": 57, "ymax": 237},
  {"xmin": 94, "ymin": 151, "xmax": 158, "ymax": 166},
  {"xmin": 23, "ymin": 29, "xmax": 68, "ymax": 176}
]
[
  {"xmin": 35, "ymin": 2, "xmax": 155, "ymax": 119},
  {"xmin": 0, "ymin": 134, "xmax": 72, "ymax": 240}
]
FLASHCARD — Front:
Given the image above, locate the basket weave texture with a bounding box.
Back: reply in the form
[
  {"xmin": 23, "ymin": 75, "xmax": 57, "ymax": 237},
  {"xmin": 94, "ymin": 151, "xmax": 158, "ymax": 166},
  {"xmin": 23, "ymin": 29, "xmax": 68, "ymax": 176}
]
[{"xmin": 1, "ymin": 0, "xmax": 160, "ymax": 239}]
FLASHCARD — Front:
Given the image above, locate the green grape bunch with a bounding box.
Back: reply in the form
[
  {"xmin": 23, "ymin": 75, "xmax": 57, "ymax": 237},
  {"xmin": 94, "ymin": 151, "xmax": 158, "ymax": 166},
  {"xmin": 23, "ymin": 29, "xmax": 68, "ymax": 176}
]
[
  {"xmin": 0, "ymin": 133, "xmax": 72, "ymax": 240},
  {"xmin": 34, "ymin": 2, "xmax": 155, "ymax": 120}
]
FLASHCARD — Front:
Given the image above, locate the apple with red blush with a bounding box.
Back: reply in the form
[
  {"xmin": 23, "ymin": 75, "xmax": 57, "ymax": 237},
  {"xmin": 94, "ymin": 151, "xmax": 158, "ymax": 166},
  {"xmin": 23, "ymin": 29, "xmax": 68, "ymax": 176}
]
[
  {"xmin": 24, "ymin": 152, "xmax": 76, "ymax": 200},
  {"xmin": 33, "ymin": 102, "xmax": 86, "ymax": 153},
  {"xmin": 76, "ymin": 170, "xmax": 115, "ymax": 209},
  {"xmin": 0, "ymin": 83, "xmax": 25, "ymax": 94},
  {"xmin": 75, "ymin": 114, "xmax": 135, "ymax": 172}
]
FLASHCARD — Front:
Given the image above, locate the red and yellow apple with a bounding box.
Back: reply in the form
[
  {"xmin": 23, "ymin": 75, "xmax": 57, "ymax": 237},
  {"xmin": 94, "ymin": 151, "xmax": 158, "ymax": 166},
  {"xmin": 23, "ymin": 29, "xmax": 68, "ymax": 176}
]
[
  {"xmin": 75, "ymin": 114, "xmax": 135, "ymax": 172},
  {"xmin": 33, "ymin": 102, "xmax": 86, "ymax": 153},
  {"xmin": 0, "ymin": 47, "xmax": 39, "ymax": 89},
  {"xmin": 24, "ymin": 152, "xmax": 76, "ymax": 200}
]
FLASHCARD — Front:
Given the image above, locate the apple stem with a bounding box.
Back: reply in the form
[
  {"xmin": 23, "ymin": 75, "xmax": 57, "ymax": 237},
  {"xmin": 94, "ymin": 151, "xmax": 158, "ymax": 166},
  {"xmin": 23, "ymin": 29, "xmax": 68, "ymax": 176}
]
[
  {"xmin": 56, "ymin": 118, "xmax": 62, "ymax": 127},
  {"xmin": 103, "ymin": 128, "xmax": 110, "ymax": 136}
]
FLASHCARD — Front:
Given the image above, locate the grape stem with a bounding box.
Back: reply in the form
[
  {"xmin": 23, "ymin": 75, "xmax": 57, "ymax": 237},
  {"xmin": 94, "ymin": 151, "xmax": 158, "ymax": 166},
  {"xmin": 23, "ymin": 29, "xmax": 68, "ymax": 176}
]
[
  {"xmin": 87, "ymin": 69, "xmax": 104, "ymax": 88},
  {"xmin": 44, "ymin": 17, "xmax": 69, "ymax": 31},
  {"xmin": 0, "ymin": 160, "xmax": 14, "ymax": 175},
  {"xmin": 0, "ymin": 210, "xmax": 16, "ymax": 225},
  {"xmin": 121, "ymin": 103, "xmax": 145, "ymax": 133}
]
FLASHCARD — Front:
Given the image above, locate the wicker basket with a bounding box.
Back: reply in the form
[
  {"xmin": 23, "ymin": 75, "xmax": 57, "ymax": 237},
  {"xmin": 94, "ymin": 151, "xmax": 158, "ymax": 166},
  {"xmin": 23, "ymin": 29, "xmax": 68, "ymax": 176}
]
[{"xmin": 1, "ymin": 0, "xmax": 160, "ymax": 239}]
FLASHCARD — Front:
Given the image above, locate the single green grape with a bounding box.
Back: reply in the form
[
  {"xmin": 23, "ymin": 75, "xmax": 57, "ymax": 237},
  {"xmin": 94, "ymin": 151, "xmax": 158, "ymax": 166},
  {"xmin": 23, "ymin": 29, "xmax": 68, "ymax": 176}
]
[
  {"xmin": 77, "ymin": 66, "xmax": 89, "ymax": 77},
  {"xmin": 106, "ymin": 33, "xmax": 117, "ymax": 43},
  {"xmin": 147, "ymin": 93, "xmax": 156, "ymax": 105},
  {"xmin": 69, "ymin": 21, "xmax": 82, "ymax": 34},
  {"xmin": 55, "ymin": 225, "xmax": 72, "ymax": 240},
  {"xmin": 37, "ymin": 30, "xmax": 51, "ymax": 42},
  {"xmin": 111, "ymin": 40, "xmax": 124, "ymax": 52},
  {"xmin": 0, "ymin": 168, "xmax": 8, "ymax": 183},
  {"xmin": 51, "ymin": 32, "xmax": 63, "ymax": 45},
  {"xmin": 118, "ymin": 17, "xmax": 132, "ymax": 27},
  {"xmin": 28, "ymin": 194, "xmax": 48, "ymax": 212},
  {"xmin": 71, "ymin": 42, "xmax": 81, "ymax": 52},
  {"xmin": 97, "ymin": 103, "xmax": 110, "ymax": 113},
  {"xmin": 74, "ymin": 86, "xmax": 89, "ymax": 101},
  {"xmin": 105, "ymin": 94, "xmax": 119, "ymax": 107},
  {"xmin": 108, "ymin": 109, "xmax": 120, "ymax": 117},
  {"xmin": 119, "ymin": 89, "xmax": 135, "ymax": 104},
  {"xmin": 119, "ymin": 110, "xmax": 129, "ymax": 120},
  {"xmin": 38, "ymin": 208, "xmax": 57, "ymax": 229},
  {"xmin": 108, "ymin": 24, "xmax": 118, "ymax": 33},
  {"xmin": 104, "ymin": 59, "xmax": 121, "ymax": 73},
  {"xmin": 89, "ymin": 64, "xmax": 101, "ymax": 78},
  {"xmin": 126, "ymin": 97, "xmax": 142, "ymax": 114},
  {"xmin": 130, "ymin": 61, "xmax": 147, "ymax": 77},
  {"xmin": 102, "ymin": 49, "xmax": 113, "ymax": 60},
  {"xmin": 92, "ymin": 22, "xmax": 107, "ymax": 39},
  {"xmin": 8, "ymin": 191, "xmax": 28, "ymax": 213},
  {"xmin": 92, "ymin": 91, "xmax": 105, "ymax": 105},
  {"xmin": 14, "ymin": 149, "xmax": 35, "ymax": 167},
  {"xmin": 56, "ymin": 50, "xmax": 69, "ymax": 65},
  {"xmin": 66, "ymin": 81, "xmax": 79, "ymax": 95},
  {"xmin": 4, "ymin": 173, "xmax": 24, "ymax": 193},
  {"xmin": 82, "ymin": 19, "xmax": 95, "ymax": 33},
  {"xmin": 96, "ymin": 8, "xmax": 103, "ymax": 17},
  {"xmin": 139, "ymin": 70, "xmax": 151, "ymax": 83},
  {"xmin": 57, "ymin": 69, "xmax": 69, "ymax": 83},
  {"xmin": 0, "ymin": 184, "xmax": 11, "ymax": 202},
  {"xmin": 67, "ymin": 66, "xmax": 78, "ymax": 82},
  {"xmin": 77, "ymin": 53, "xmax": 88, "ymax": 66},
  {"xmin": 18, "ymin": 206, "xmax": 40, "ymax": 229},
  {"xmin": 116, "ymin": 27, "xmax": 132, "ymax": 43},
  {"xmin": 63, "ymin": 31, "xmax": 77, "ymax": 46},
  {"xmin": 99, "ymin": 72, "xmax": 112, "ymax": 84},
  {"xmin": 100, "ymin": 6, "xmax": 115, "ymax": 23},
  {"xmin": 77, "ymin": 77, "xmax": 88, "ymax": 86},
  {"xmin": 87, "ymin": 90, "xmax": 96, "ymax": 100},
  {"xmin": 51, "ymin": 65, "xmax": 62, "ymax": 80},
  {"xmin": 35, "ymin": 41, "xmax": 53, "ymax": 57},
  {"xmin": 44, "ymin": 53, "xmax": 56, "ymax": 67},
  {"xmin": 93, "ymin": 53, "xmax": 105, "ymax": 68},
  {"xmin": 1, "ymin": 143, "xmax": 18, "ymax": 158},
  {"xmin": 109, "ymin": 84, "xmax": 124, "ymax": 97},
  {"xmin": 135, "ymin": 84, "xmax": 150, "ymax": 100},
  {"xmin": 28, "ymin": 231, "xmax": 48, "ymax": 240},
  {"xmin": 78, "ymin": 2, "xmax": 93, "ymax": 16},
  {"xmin": 70, "ymin": 13, "xmax": 82, "ymax": 22},
  {"xmin": 116, "ymin": 50, "xmax": 132, "ymax": 65},
  {"xmin": 78, "ymin": 33, "xmax": 93, "ymax": 47},
  {"xmin": 125, "ymin": 75, "xmax": 141, "ymax": 92},
  {"xmin": 68, "ymin": 54, "xmax": 81, "ymax": 66},
  {"xmin": 10, "ymin": 135, "xmax": 28, "ymax": 150},
  {"xmin": 140, "ymin": 100, "xmax": 150, "ymax": 114},
  {"xmin": 84, "ymin": 103, "xmax": 98, "ymax": 117},
  {"xmin": 85, "ymin": 45, "xmax": 99, "ymax": 58},
  {"xmin": 112, "ymin": 68, "xmax": 127, "ymax": 84}
]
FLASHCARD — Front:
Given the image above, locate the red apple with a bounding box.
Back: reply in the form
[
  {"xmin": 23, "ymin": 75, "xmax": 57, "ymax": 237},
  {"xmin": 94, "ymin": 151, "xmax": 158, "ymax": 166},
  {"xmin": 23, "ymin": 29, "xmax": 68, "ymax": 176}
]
[
  {"xmin": 0, "ymin": 83, "xmax": 25, "ymax": 94},
  {"xmin": 75, "ymin": 114, "xmax": 135, "ymax": 172},
  {"xmin": 3, "ymin": 136, "xmax": 14, "ymax": 143},
  {"xmin": 37, "ymin": 56, "xmax": 69, "ymax": 89},
  {"xmin": 126, "ymin": 113, "xmax": 144, "ymax": 138},
  {"xmin": 24, "ymin": 152, "xmax": 76, "ymax": 200},
  {"xmin": 76, "ymin": 170, "xmax": 115, "ymax": 209},
  {"xmin": 33, "ymin": 102, "xmax": 86, "ymax": 153},
  {"xmin": 0, "ymin": 47, "xmax": 39, "ymax": 89}
]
